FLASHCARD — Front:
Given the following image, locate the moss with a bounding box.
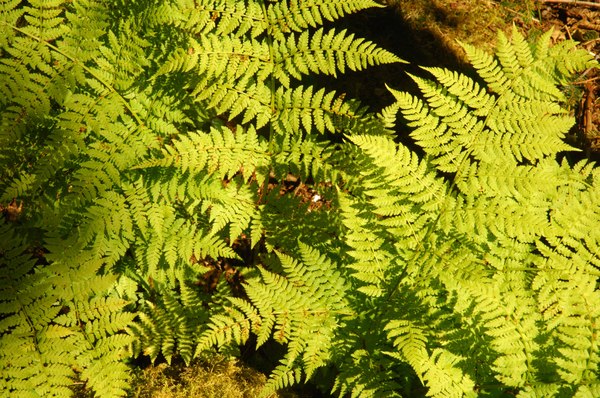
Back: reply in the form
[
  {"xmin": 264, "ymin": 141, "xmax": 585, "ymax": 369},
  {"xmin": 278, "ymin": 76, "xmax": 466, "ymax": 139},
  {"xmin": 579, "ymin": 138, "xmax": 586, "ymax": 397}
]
[
  {"xmin": 382, "ymin": 0, "xmax": 538, "ymax": 65},
  {"xmin": 126, "ymin": 357, "xmax": 297, "ymax": 398}
]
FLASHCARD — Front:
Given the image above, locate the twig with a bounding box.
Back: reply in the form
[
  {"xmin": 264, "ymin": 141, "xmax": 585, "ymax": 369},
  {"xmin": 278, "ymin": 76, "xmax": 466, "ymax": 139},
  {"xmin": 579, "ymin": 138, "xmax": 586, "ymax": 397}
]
[
  {"xmin": 572, "ymin": 76, "xmax": 600, "ymax": 85},
  {"xmin": 583, "ymin": 37, "xmax": 600, "ymax": 46},
  {"xmin": 565, "ymin": 24, "xmax": 573, "ymax": 40},
  {"xmin": 581, "ymin": 80, "xmax": 596, "ymax": 157},
  {"xmin": 539, "ymin": 0, "xmax": 600, "ymax": 10}
]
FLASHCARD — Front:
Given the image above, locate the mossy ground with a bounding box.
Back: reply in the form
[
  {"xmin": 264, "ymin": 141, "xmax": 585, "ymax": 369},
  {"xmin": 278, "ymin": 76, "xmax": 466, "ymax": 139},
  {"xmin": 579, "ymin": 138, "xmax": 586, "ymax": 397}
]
[
  {"xmin": 74, "ymin": 356, "xmax": 299, "ymax": 398},
  {"xmin": 384, "ymin": 0, "xmax": 539, "ymax": 59},
  {"xmin": 129, "ymin": 358, "xmax": 280, "ymax": 398}
]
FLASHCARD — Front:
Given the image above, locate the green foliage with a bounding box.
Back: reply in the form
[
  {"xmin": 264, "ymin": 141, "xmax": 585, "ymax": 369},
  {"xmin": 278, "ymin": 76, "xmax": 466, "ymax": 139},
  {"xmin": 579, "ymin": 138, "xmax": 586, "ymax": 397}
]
[
  {"xmin": 0, "ymin": 0, "xmax": 399, "ymax": 396},
  {"xmin": 197, "ymin": 27, "xmax": 600, "ymax": 398},
  {"xmin": 0, "ymin": 220, "xmax": 134, "ymax": 398},
  {"xmin": 1, "ymin": 1, "xmax": 599, "ymax": 398},
  {"xmin": 198, "ymin": 242, "xmax": 351, "ymax": 396}
]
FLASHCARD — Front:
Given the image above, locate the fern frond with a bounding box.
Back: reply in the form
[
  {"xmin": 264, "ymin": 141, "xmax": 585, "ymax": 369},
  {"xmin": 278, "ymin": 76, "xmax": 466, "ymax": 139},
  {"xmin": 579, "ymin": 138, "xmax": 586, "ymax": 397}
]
[
  {"xmin": 129, "ymin": 273, "xmax": 209, "ymax": 365},
  {"xmin": 192, "ymin": 74, "xmax": 273, "ymax": 128},
  {"xmin": 331, "ymin": 346, "xmax": 404, "ymax": 398},
  {"xmin": 271, "ymin": 85, "xmax": 363, "ymax": 135},
  {"xmin": 0, "ymin": 223, "xmax": 74, "ymax": 397},
  {"xmin": 1, "ymin": 225, "xmax": 134, "ymax": 397},
  {"xmin": 384, "ymin": 320, "xmax": 429, "ymax": 376},
  {"xmin": 260, "ymin": 366, "xmax": 303, "ymax": 397},
  {"xmin": 204, "ymin": 180, "xmax": 256, "ymax": 242},
  {"xmin": 539, "ymin": 274, "xmax": 600, "ymax": 385},
  {"xmin": 195, "ymin": 304, "xmax": 256, "ymax": 356},
  {"xmin": 140, "ymin": 0, "xmax": 268, "ymax": 38},
  {"xmin": 574, "ymin": 384, "xmax": 600, "ymax": 398},
  {"xmin": 393, "ymin": 28, "xmax": 592, "ymax": 170},
  {"xmin": 496, "ymin": 27, "xmax": 533, "ymax": 79},
  {"xmin": 135, "ymin": 125, "xmax": 270, "ymax": 184},
  {"xmin": 338, "ymin": 193, "xmax": 390, "ymax": 297},
  {"xmin": 197, "ymin": 242, "xmax": 349, "ymax": 392},
  {"xmin": 266, "ymin": 0, "xmax": 383, "ymax": 41},
  {"xmin": 154, "ymin": 35, "xmax": 270, "ymax": 82},
  {"xmin": 421, "ymin": 349, "xmax": 476, "ymax": 398},
  {"xmin": 348, "ymin": 134, "xmax": 449, "ymax": 219},
  {"xmin": 0, "ymin": 0, "xmax": 25, "ymax": 46},
  {"xmin": 269, "ymin": 133, "xmax": 337, "ymax": 183},
  {"xmin": 273, "ymin": 27, "xmax": 402, "ymax": 84}
]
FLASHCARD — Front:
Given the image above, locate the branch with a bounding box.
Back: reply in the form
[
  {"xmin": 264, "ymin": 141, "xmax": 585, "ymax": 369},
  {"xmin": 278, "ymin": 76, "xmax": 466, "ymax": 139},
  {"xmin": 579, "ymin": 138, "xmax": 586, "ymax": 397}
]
[{"xmin": 539, "ymin": 0, "xmax": 600, "ymax": 9}]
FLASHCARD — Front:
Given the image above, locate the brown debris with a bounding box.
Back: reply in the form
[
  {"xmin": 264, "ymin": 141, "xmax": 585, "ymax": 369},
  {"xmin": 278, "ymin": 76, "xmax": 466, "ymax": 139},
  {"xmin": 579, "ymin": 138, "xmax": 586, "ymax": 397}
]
[
  {"xmin": 540, "ymin": 0, "xmax": 600, "ymax": 10},
  {"xmin": 1, "ymin": 198, "xmax": 23, "ymax": 222},
  {"xmin": 540, "ymin": 0, "xmax": 600, "ymax": 155}
]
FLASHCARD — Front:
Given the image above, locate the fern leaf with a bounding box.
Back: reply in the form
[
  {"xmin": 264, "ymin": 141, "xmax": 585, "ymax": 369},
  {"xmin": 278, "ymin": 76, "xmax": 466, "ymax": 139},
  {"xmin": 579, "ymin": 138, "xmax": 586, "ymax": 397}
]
[
  {"xmin": 273, "ymin": 27, "xmax": 402, "ymax": 84},
  {"xmin": 136, "ymin": 125, "xmax": 270, "ymax": 184},
  {"xmin": 421, "ymin": 349, "xmax": 476, "ymax": 398},
  {"xmin": 384, "ymin": 320, "xmax": 429, "ymax": 377},
  {"xmin": 266, "ymin": 0, "xmax": 383, "ymax": 41},
  {"xmin": 195, "ymin": 306, "xmax": 256, "ymax": 356}
]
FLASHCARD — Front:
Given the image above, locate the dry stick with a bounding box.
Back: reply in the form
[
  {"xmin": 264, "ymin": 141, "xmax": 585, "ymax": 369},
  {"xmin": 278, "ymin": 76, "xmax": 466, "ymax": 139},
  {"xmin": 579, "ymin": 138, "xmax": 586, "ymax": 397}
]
[
  {"xmin": 539, "ymin": 0, "xmax": 600, "ymax": 10},
  {"xmin": 583, "ymin": 83, "xmax": 594, "ymax": 136},
  {"xmin": 582, "ymin": 81, "xmax": 596, "ymax": 157},
  {"xmin": 573, "ymin": 76, "xmax": 600, "ymax": 85}
]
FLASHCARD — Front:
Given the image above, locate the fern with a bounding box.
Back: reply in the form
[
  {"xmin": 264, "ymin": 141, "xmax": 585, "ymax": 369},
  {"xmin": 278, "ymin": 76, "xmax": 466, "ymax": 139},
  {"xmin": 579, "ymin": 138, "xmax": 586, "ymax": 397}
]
[
  {"xmin": 0, "ymin": 220, "xmax": 134, "ymax": 397},
  {"xmin": 146, "ymin": 0, "xmax": 401, "ymax": 133},
  {"xmin": 198, "ymin": 28, "xmax": 599, "ymax": 398},
  {"xmin": 135, "ymin": 125, "xmax": 271, "ymax": 184},
  {"xmin": 394, "ymin": 26, "xmax": 594, "ymax": 174},
  {"xmin": 127, "ymin": 270, "xmax": 211, "ymax": 365},
  {"xmin": 0, "ymin": 0, "xmax": 400, "ymax": 396},
  {"xmin": 199, "ymin": 242, "xmax": 351, "ymax": 395},
  {"xmin": 2, "ymin": 0, "xmax": 599, "ymax": 396},
  {"xmin": 336, "ymin": 29, "xmax": 600, "ymax": 397}
]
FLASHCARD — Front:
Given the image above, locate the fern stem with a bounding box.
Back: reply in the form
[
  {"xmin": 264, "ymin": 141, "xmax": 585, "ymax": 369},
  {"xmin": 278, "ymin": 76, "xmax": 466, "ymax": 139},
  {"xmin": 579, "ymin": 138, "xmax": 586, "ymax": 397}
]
[{"xmin": 259, "ymin": 0, "xmax": 276, "ymax": 143}]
